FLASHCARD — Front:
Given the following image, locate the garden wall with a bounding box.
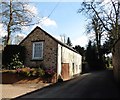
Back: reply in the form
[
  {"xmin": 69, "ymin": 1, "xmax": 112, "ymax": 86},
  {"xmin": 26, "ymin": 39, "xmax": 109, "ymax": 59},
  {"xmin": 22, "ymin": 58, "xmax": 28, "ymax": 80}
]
[{"xmin": 112, "ymin": 38, "xmax": 120, "ymax": 84}]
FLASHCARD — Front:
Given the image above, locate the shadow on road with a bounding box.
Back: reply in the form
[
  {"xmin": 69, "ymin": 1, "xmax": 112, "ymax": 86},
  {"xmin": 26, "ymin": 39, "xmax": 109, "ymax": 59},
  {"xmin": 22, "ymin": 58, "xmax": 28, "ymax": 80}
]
[{"xmin": 14, "ymin": 69, "xmax": 120, "ymax": 99}]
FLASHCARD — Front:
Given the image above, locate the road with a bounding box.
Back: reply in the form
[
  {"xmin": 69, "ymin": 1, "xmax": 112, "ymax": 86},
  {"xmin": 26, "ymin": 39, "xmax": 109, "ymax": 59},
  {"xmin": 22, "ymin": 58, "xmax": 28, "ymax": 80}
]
[{"xmin": 15, "ymin": 69, "xmax": 120, "ymax": 99}]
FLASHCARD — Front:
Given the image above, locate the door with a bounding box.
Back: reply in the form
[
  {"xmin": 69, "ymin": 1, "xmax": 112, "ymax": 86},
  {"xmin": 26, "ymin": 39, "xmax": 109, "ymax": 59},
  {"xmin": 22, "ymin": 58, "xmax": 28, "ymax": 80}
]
[{"xmin": 61, "ymin": 63, "xmax": 70, "ymax": 80}]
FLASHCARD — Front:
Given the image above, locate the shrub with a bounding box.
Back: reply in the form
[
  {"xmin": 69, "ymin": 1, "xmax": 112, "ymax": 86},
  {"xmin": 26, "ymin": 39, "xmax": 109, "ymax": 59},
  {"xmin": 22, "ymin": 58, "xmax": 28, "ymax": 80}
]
[
  {"xmin": 2, "ymin": 45, "xmax": 25, "ymax": 69},
  {"xmin": 16, "ymin": 67, "xmax": 45, "ymax": 77},
  {"xmin": 31, "ymin": 69, "xmax": 37, "ymax": 76},
  {"xmin": 36, "ymin": 68, "xmax": 45, "ymax": 77},
  {"xmin": 44, "ymin": 66, "xmax": 56, "ymax": 78},
  {"xmin": 17, "ymin": 67, "xmax": 32, "ymax": 77},
  {"xmin": 8, "ymin": 53, "xmax": 24, "ymax": 69}
]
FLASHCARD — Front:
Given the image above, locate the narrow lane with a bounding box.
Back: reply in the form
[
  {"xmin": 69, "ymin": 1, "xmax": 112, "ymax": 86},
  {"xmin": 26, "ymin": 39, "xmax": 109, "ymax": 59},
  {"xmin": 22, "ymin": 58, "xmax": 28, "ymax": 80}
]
[{"xmin": 16, "ymin": 69, "xmax": 120, "ymax": 98}]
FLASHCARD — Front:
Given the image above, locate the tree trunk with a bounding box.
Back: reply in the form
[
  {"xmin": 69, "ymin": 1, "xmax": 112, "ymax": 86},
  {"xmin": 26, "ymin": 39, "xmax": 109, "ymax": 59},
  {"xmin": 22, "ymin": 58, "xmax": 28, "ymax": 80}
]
[{"xmin": 6, "ymin": 0, "xmax": 12, "ymax": 45}]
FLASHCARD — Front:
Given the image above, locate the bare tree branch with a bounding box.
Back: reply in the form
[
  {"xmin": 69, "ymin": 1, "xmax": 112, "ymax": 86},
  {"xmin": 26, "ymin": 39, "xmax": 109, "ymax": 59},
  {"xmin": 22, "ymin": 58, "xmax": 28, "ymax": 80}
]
[{"xmin": 1, "ymin": 0, "xmax": 38, "ymax": 45}]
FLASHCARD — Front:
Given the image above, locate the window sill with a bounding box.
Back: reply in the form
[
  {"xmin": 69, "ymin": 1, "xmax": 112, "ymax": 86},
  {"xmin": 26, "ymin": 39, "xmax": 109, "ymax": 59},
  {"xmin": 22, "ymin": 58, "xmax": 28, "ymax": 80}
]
[{"xmin": 31, "ymin": 59, "xmax": 43, "ymax": 61}]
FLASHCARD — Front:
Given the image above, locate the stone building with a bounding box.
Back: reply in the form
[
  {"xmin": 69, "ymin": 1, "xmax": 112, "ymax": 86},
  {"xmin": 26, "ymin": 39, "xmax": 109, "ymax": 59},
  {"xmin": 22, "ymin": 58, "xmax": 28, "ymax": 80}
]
[
  {"xmin": 20, "ymin": 26, "xmax": 82, "ymax": 82},
  {"xmin": 112, "ymin": 38, "xmax": 120, "ymax": 83}
]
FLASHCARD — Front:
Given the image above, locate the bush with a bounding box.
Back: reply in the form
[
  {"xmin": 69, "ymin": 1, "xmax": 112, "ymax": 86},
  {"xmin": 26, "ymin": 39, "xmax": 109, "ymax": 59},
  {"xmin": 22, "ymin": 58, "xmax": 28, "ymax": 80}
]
[
  {"xmin": 15, "ymin": 65, "xmax": 56, "ymax": 79},
  {"xmin": 16, "ymin": 67, "xmax": 45, "ymax": 77},
  {"xmin": 16, "ymin": 67, "xmax": 30, "ymax": 77},
  {"xmin": 44, "ymin": 66, "xmax": 56, "ymax": 78},
  {"xmin": 2, "ymin": 45, "xmax": 25, "ymax": 69},
  {"xmin": 36, "ymin": 68, "xmax": 45, "ymax": 77},
  {"xmin": 8, "ymin": 53, "xmax": 24, "ymax": 69}
]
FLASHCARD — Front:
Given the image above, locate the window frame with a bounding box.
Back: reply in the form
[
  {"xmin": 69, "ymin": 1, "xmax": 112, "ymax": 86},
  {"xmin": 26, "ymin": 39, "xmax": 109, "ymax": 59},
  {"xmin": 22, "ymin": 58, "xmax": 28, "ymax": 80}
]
[{"xmin": 32, "ymin": 42, "xmax": 43, "ymax": 60}]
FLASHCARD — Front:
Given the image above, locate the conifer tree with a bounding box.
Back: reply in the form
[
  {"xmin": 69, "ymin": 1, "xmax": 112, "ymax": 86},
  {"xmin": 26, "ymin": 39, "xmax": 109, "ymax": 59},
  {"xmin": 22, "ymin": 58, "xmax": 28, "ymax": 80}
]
[{"xmin": 66, "ymin": 37, "xmax": 72, "ymax": 47}]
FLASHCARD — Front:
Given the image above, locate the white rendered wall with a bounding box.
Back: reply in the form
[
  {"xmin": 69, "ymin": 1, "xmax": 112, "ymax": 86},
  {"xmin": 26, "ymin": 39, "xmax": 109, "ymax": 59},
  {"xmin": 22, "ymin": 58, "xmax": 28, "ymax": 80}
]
[
  {"xmin": 57, "ymin": 44, "xmax": 62, "ymax": 77},
  {"xmin": 57, "ymin": 45, "xmax": 82, "ymax": 78}
]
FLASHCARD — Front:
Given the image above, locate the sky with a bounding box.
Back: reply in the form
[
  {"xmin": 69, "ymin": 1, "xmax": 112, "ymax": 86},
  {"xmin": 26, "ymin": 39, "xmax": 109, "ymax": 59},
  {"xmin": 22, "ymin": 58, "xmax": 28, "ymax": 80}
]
[
  {"xmin": 25, "ymin": 1, "xmax": 89, "ymax": 47},
  {"xmin": 0, "ymin": 0, "xmax": 113, "ymax": 47},
  {"xmin": 1, "ymin": 0, "xmax": 111, "ymax": 47}
]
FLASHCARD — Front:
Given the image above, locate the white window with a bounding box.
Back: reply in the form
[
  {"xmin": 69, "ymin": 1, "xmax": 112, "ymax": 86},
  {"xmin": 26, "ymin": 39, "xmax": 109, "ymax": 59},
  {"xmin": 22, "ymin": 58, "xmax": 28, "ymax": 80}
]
[{"xmin": 32, "ymin": 42, "xmax": 43, "ymax": 60}]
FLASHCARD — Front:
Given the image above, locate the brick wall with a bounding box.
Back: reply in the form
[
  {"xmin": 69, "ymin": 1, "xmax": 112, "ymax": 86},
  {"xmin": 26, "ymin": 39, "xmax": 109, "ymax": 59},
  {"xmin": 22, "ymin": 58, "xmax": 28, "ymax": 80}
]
[
  {"xmin": 20, "ymin": 27, "xmax": 58, "ymax": 69},
  {"xmin": 112, "ymin": 39, "xmax": 120, "ymax": 83}
]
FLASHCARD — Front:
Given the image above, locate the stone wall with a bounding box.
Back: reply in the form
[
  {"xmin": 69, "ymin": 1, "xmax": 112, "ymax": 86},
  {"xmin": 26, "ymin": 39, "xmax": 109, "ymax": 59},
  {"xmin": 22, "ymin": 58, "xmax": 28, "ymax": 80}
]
[
  {"xmin": 0, "ymin": 45, "xmax": 3, "ymax": 69},
  {"xmin": 112, "ymin": 38, "xmax": 120, "ymax": 83},
  {"xmin": 20, "ymin": 27, "xmax": 58, "ymax": 69}
]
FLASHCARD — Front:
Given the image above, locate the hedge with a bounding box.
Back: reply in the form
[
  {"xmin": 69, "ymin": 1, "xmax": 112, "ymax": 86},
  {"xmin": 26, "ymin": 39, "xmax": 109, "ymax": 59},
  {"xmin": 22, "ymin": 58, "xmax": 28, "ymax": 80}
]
[{"xmin": 2, "ymin": 45, "xmax": 25, "ymax": 68}]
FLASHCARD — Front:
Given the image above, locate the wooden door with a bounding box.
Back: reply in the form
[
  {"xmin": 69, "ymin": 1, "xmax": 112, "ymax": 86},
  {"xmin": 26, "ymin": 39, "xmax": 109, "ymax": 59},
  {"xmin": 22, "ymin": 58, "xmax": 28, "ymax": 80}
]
[{"xmin": 61, "ymin": 63, "xmax": 70, "ymax": 80}]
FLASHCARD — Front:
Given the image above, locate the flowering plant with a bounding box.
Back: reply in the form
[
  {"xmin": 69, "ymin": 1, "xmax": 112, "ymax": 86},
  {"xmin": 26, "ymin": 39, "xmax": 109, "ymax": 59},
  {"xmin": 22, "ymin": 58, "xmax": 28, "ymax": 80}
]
[
  {"xmin": 8, "ymin": 53, "xmax": 24, "ymax": 69},
  {"xmin": 16, "ymin": 68, "xmax": 22, "ymax": 73},
  {"xmin": 45, "ymin": 66, "xmax": 55, "ymax": 77},
  {"xmin": 16, "ymin": 67, "xmax": 45, "ymax": 77}
]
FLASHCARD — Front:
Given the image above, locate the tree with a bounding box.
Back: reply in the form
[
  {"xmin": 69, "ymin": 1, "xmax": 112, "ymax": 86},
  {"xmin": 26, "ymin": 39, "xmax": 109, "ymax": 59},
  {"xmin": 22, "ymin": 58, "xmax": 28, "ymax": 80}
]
[
  {"xmin": 102, "ymin": 37, "xmax": 115, "ymax": 54},
  {"xmin": 85, "ymin": 41, "xmax": 96, "ymax": 70},
  {"xmin": 73, "ymin": 45, "xmax": 85, "ymax": 56},
  {"xmin": 78, "ymin": 0, "xmax": 120, "ymax": 49},
  {"xmin": 1, "ymin": 0, "xmax": 38, "ymax": 45},
  {"xmin": 87, "ymin": 15, "xmax": 104, "ymax": 59},
  {"xmin": 14, "ymin": 34, "xmax": 25, "ymax": 44},
  {"xmin": 66, "ymin": 37, "xmax": 72, "ymax": 46},
  {"xmin": 85, "ymin": 40, "xmax": 105, "ymax": 70},
  {"xmin": 2, "ymin": 36, "xmax": 7, "ymax": 46}
]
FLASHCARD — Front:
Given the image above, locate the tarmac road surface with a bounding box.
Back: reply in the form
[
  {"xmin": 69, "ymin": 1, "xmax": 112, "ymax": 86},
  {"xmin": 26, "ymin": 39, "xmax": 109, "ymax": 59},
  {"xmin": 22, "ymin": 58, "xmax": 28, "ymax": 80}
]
[{"xmin": 15, "ymin": 69, "xmax": 120, "ymax": 99}]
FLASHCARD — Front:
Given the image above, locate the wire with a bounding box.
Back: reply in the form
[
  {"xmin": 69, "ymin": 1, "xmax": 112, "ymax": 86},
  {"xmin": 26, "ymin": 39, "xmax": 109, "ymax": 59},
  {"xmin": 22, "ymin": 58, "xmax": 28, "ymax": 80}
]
[
  {"xmin": 40, "ymin": 0, "xmax": 61, "ymax": 26},
  {"xmin": 47, "ymin": 0, "xmax": 61, "ymax": 18},
  {"xmin": 22, "ymin": 1, "xmax": 61, "ymax": 26}
]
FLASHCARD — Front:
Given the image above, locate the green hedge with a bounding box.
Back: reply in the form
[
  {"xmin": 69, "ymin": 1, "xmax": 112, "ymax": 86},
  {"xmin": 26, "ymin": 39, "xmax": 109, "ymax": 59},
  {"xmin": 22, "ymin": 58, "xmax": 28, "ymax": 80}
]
[{"xmin": 2, "ymin": 45, "xmax": 25, "ymax": 69}]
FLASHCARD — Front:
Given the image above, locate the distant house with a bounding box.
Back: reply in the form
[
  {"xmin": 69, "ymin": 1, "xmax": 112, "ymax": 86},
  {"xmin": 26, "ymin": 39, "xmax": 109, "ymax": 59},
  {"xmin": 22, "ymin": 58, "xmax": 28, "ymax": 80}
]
[
  {"xmin": 20, "ymin": 26, "xmax": 82, "ymax": 82},
  {"xmin": 112, "ymin": 38, "xmax": 120, "ymax": 84}
]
